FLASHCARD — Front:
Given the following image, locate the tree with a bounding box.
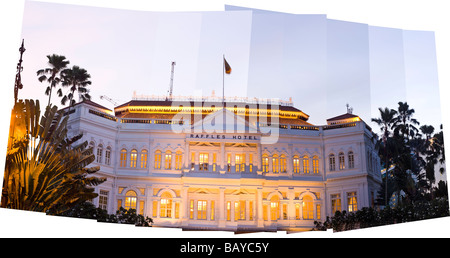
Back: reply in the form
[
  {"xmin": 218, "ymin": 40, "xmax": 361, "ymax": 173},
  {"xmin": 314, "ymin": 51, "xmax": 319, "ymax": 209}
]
[
  {"xmin": 1, "ymin": 99, "xmax": 105, "ymax": 214},
  {"xmin": 394, "ymin": 101, "xmax": 420, "ymax": 142},
  {"xmin": 36, "ymin": 54, "xmax": 70, "ymax": 106},
  {"xmin": 372, "ymin": 107, "xmax": 397, "ymax": 207},
  {"xmin": 59, "ymin": 65, "xmax": 92, "ymax": 111}
]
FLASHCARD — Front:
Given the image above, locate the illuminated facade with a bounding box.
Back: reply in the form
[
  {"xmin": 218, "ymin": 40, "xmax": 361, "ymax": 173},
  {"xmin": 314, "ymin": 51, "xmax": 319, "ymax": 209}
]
[{"xmin": 66, "ymin": 96, "xmax": 382, "ymax": 232}]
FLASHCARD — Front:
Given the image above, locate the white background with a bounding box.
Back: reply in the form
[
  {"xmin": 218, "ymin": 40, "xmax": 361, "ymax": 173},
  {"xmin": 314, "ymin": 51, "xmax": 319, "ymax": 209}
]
[{"xmin": 0, "ymin": 0, "xmax": 449, "ymax": 238}]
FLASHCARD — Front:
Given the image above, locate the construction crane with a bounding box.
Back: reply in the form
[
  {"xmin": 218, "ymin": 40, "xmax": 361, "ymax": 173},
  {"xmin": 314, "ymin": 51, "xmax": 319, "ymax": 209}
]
[
  {"xmin": 100, "ymin": 95, "xmax": 118, "ymax": 106},
  {"xmin": 167, "ymin": 61, "xmax": 176, "ymax": 100}
]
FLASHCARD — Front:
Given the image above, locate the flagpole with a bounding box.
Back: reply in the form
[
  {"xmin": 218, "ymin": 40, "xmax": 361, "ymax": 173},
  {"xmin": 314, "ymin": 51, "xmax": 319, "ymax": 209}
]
[{"xmin": 222, "ymin": 54, "xmax": 225, "ymax": 105}]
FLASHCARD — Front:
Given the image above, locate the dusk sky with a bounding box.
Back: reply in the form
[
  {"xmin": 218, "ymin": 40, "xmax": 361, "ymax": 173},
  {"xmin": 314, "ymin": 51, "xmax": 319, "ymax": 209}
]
[
  {"xmin": 14, "ymin": 1, "xmax": 442, "ymax": 130},
  {"xmin": 0, "ymin": 0, "xmax": 449, "ymax": 239}
]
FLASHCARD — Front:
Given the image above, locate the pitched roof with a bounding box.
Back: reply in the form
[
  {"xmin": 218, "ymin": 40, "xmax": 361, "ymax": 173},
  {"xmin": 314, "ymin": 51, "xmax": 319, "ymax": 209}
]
[
  {"xmin": 59, "ymin": 99, "xmax": 112, "ymax": 112},
  {"xmin": 326, "ymin": 113, "xmax": 359, "ymax": 121}
]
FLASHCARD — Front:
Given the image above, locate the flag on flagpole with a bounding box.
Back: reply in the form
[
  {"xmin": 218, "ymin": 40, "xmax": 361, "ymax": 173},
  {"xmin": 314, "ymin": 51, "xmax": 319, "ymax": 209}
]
[{"xmin": 224, "ymin": 57, "xmax": 232, "ymax": 74}]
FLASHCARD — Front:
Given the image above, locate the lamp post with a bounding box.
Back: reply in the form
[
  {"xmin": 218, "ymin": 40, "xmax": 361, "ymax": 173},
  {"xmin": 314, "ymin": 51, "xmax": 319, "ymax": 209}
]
[{"xmin": 14, "ymin": 39, "xmax": 25, "ymax": 103}]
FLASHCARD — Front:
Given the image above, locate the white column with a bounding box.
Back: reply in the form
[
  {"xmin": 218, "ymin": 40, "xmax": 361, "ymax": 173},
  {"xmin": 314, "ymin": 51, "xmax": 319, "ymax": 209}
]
[
  {"xmin": 256, "ymin": 187, "xmax": 264, "ymax": 227},
  {"xmin": 219, "ymin": 187, "xmax": 225, "ymax": 228},
  {"xmin": 181, "ymin": 185, "xmax": 189, "ymax": 226}
]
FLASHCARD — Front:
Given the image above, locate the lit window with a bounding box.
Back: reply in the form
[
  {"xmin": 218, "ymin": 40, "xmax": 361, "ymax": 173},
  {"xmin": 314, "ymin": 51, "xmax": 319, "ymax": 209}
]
[
  {"xmin": 154, "ymin": 150, "xmax": 161, "ymax": 169},
  {"xmin": 160, "ymin": 192, "xmax": 172, "ymax": 218},
  {"xmin": 295, "ymin": 204, "xmax": 300, "ymax": 219},
  {"xmin": 199, "ymin": 153, "xmax": 209, "ymax": 171},
  {"xmin": 262, "ymin": 154, "xmax": 269, "ymax": 173},
  {"xmin": 212, "ymin": 153, "xmax": 217, "ymax": 172},
  {"xmin": 197, "ymin": 200, "xmax": 207, "ymax": 220},
  {"xmin": 347, "ymin": 192, "xmax": 357, "ymax": 212},
  {"xmin": 189, "ymin": 200, "xmax": 194, "ymax": 219},
  {"xmin": 270, "ymin": 195, "xmax": 279, "ymax": 221},
  {"xmin": 249, "ymin": 154, "xmax": 253, "ymax": 172},
  {"xmin": 313, "ymin": 156, "xmax": 319, "ymax": 174},
  {"xmin": 316, "ymin": 204, "xmax": 321, "ymax": 220},
  {"xmin": 293, "ymin": 156, "xmax": 300, "ymax": 173},
  {"xmin": 175, "ymin": 151, "xmax": 183, "ymax": 170},
  {"xmin": 96, "ymin": 145, "xmax": 103, "ymax": 163},
  {"xmin": 105, "ymin": 147, "xmax": 111, "ymax": 165},
  {"xmin": 124, "ymin": 190, "xmax": 137, "ymax": 210},
  {"xmin": 226, "ymin": 201, "xmax": 231, "ymax": 221},
  {"xmin": 249, "ymin": 201, "xmax": 253, "ymax": 220},
  {"xmin": 140, "ymin": 150, "xmax": 148, "ymax": 168},
  {"xmin": 303, "ymin": 155, "xmax": 309, "ymax": 174},
  {"xmin": 339, "ymin": 152, "xmax": 345, "ymax": 170},
  {"xmin": 227, "ymin": 153, "xmax": 231, "ymax": 172},
  {"xmin": 280, "ymin": 155, "xmax": 287, "ymax": 173},
  {"xmin": 139, "ymin": 200, "xmax": 145, "ymax": 215},
  {"xmin": 331, "ymin": 194, "xmax": 341, "ymax": 214},
  {"xmin": 302, "ymin": 196, "xmax": 313, "ymax": 220},
  {"xmin": 130, "ymin": 149, "xmax": 137, "ymax": 168},
  {"xmin": 99, "ymin": 190, "xmax": 108, "ymax": 210},
  {"xmin": 234, "ymin": 200, "xmax": 246, "ymax": 221},
  {"xmin": 175, "ymin": 202, "xmax": 180, "ymax": 219},
  {"xmin": 348, "ymin": 151, "xmax": 354, "ymax": 169},
  {"xmin": 235, "ymin": 154, "xmax": 245, "ymax": 172},
  {"xmin": 120, "ymin": 149, "xmax": 127, "ymax": 168},
  {"xmin": 210, "ymin": 201, "xmax": 215, "ymax": 220},
  {"xmin": 191, "ymin": 152, "xmax": 195, "ymax": 170},
  {"xmin": 272, "ymin": 154, "xmax": 279, "ymax": 173},
  {"xmin": 329, "ymin": 154, "xmax": 335, "ymax": 171},
  {"xmin": 165, "ymin": 151, "xmax": 172, "ymax": 169}
]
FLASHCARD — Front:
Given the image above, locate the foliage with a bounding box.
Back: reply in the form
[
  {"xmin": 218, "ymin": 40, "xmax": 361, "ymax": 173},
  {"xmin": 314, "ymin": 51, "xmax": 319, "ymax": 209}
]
[
  {"xmin": 315, "ymin": 101, "xmax": 448, "ymax": 233},
  {"xmin": 59, "ymin": 201, "xmax": 153, "ymax": 227},
  {"xmin": 1, "ymin": 99, "xmax": 105, "ymax": 214},
  {"xmin": 36, "ymin": 54, "xmax": 70, "ymax": 106},
  {"xmin": 314, "ymin": 198, "xmax": 449, "ymax": 232},
  {"xmin": 59, "ymin": 65, "xmax": 92, "ymax": 110},
  {"xmin": 373, "ymin": 101, "xmax": 447, "ymax": 206},
  {"xmin": 37, "ymin": 54, "xmax": 92, "ymax": 109}
]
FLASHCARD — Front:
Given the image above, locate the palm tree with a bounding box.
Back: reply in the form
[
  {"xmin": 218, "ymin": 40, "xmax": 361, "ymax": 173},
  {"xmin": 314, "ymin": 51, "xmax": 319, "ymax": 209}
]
[
  {"xmin": 1, "ymin": 99, "xmax": 105, "ymax": 213},
  {"xmin": 36, "ymin": 54, "xmax": 70, "ymax": 106},
  {"xmin": 59, "ymin": 65, "xmax": 92, "ymax": 111},
  {"xmin": 394, "ymin": 102, "xmax": 420, "ymax": 142},
  {"xmin": 372, "ymin": 107, "xmax": 397, "ymax": 207}
]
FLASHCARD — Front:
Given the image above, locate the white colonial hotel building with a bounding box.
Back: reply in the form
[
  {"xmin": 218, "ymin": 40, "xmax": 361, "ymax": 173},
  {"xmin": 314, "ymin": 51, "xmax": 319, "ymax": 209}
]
[{"xmin": 66, "ymin": 94, "xmax": 382, "ymax": 232}]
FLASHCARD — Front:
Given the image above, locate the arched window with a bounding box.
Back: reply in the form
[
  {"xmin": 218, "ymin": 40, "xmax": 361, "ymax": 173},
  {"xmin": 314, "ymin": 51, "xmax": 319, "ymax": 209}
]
[
  {"xmin": 165, "ymin": 151, "xmax": 172, "ymax": 169},
  {"xmin": 272, "ymin": 154, "xmax": 279, "ymax": 173},
  {"xmin": 293, "ymin": 155, "xmax": 300, "ymax": 173},
  {"xmin": 130, "ymin": 149, "xmax": 137, "ymax": 168},
  {"xmin": 105, "ymin": 147, "xmax": 111, "ymax": 165},
  {"xmin": 280, "ymin": 155, "xmax": 287, "ymax": 173},
  {"xmin": 302, "ymin": 155, "xmax": 309, "ymax": 174},
  {"xmin": 329, "ymin": 154, "xmax": 336, "ymax": 171},
  {"xmin": 348, "ymin": 151, "xmax": 354, "ymax": 169},
  {"xmin": 120, "ymin": 149, "xmax": 127, "ymax": 168},
  {"xmin": 302, "ymin": 195, "xmax": 314, "ymax": 220},
  {"xmin": 140, "ymin": 149, "xmax": 148, "ymax": 168},
  {"xmin": 124, "ymin": 190, "xmax": 137, "ymax": 210},
  {"xmin": 270, "ymin": 195, "xmax": 280, "ymax": 221},
  {"xmin": 339, "ymin": 152, "xmax": 345, "ymax": 170},
  {"xmin": 312, "ymin": 156, "xmax": 319, "ymax": 174},
  {"xmin": 262, "ymin": 154, "xmax": 269, "ymax": 173},
  {"xmin": 96, "ymin": 144, "xmax": 103, "ymax": 163},
  {"xmin": 154, "ymin": 150, "xmax": 162, "ymax": 169},
  {"xmin": 160, "ymin": 192, "xmax": 172, "ymax": 218}
]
